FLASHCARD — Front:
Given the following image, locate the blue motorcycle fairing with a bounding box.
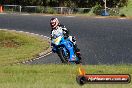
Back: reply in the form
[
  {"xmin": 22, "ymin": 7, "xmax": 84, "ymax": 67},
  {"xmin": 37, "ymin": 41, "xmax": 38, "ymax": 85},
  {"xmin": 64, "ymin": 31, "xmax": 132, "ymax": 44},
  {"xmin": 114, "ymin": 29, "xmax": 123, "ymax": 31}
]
[{"xmin": 52, "ymin": 37, "xmax": 78, "ymax": 62}]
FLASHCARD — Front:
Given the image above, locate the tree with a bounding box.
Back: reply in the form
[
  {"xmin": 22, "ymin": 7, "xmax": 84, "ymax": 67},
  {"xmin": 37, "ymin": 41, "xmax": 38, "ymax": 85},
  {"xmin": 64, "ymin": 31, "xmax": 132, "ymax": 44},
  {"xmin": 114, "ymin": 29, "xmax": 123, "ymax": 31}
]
[{"xmin": 0, "ymin": 0, "xmax": 128, "ymax": 8}]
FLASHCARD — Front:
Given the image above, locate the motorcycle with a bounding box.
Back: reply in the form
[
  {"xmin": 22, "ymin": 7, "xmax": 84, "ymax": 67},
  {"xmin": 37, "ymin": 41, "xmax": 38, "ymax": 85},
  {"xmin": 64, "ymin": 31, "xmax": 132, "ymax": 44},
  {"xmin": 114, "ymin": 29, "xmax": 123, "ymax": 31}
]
[{"xmin": 51, "ymin": 36, "xmax": 81, "ymax": 64}]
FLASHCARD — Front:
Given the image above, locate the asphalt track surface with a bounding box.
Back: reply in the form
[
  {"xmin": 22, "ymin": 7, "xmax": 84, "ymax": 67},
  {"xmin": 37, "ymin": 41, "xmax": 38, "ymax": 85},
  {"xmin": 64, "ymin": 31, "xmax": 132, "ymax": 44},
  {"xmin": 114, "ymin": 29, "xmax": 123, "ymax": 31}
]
[{"xmin": 0, "ymin": 14, "xmax": 132, "ymax": 65}]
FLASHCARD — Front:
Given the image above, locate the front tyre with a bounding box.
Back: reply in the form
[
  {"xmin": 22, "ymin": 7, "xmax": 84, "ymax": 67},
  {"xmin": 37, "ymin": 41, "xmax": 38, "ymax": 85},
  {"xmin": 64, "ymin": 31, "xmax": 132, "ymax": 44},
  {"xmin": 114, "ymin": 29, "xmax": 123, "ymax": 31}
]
[{"xmin": 57, "ymin": 47, "xmax": 69, "ymax": 63}]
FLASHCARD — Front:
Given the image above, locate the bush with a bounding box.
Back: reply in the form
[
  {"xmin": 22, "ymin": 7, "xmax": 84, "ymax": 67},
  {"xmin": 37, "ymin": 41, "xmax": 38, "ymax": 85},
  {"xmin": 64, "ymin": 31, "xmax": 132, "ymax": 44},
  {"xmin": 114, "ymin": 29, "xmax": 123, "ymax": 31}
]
[
  {"xmin": 89, "ymin": 4, "xmax": 102, "ymax": 15},
  {"xmin": 46, "ymin": 7, "xmax": 57, "ymax": 14},
  {"xmin": 93, "ymin": 4, "xmax": 102, "ymax": 15},
  {"xmin": 36, "ymin": 6, "xmax": 45, "ymax": 13},
  {"xmin": 108, "ymin": 9, "xmax": 119, "ymax": 16},
  {"xmin": 83, "ymin": 9, "xmax": 91, "ymax": 13}
]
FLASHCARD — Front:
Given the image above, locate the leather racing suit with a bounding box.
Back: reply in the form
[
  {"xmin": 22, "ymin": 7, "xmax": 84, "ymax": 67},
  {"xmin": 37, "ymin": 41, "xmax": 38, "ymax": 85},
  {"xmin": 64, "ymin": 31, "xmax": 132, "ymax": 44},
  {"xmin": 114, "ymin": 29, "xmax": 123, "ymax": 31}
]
[{"xmin": 51, "ymin": 24, "xmax": 79, "ymax": 53}]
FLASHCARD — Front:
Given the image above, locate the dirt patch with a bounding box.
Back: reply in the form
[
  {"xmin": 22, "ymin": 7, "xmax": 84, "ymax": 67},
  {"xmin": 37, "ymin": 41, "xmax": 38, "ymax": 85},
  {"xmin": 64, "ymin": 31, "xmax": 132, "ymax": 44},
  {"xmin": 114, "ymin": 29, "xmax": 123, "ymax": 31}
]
[{"xmin": 0, "ymin": 40, "xmax": 21, "ymax": 48}]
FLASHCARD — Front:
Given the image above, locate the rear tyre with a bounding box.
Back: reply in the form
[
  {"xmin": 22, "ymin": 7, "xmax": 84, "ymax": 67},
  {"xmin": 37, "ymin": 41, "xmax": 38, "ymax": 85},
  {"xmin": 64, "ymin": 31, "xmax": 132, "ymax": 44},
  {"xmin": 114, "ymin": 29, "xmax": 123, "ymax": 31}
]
[{"xmin": 75, "ymin": 52, "xmax": 82, "ymax": 64}]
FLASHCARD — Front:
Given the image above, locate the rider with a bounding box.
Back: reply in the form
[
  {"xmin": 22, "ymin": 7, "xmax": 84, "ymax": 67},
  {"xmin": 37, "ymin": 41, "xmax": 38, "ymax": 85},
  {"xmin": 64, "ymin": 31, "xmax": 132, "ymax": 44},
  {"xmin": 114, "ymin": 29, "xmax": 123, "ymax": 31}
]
[{"xmin": 50, "ymin": 18, "xmax": 80, "ymax": 55}]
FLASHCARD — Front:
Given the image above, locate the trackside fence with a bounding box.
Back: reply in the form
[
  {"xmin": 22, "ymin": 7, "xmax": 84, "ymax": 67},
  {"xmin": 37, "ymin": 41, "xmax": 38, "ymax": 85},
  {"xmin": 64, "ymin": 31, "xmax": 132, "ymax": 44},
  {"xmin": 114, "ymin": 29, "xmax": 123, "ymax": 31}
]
[
  {"xmin": 2, "ymin": 5, "xmax": 120, "ymax": 16},
  {"xmin": 2, "ymin": 5, "xmax": 92, "ymax": 14}
]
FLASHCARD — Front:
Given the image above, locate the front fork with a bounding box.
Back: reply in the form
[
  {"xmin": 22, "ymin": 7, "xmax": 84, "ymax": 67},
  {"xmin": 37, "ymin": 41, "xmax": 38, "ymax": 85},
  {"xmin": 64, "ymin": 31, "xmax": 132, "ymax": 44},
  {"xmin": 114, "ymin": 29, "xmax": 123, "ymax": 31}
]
[{"xmin": 61, "ymin": 40, "xmax": 77, "ymax": 62}]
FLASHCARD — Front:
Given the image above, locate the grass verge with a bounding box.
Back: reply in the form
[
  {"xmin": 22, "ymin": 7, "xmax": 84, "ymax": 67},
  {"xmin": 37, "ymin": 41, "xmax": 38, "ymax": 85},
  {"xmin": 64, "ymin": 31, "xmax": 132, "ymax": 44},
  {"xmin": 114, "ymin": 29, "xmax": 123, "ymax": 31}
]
[
  {"xmin": 0, "ymin": 29, "xmax": 50, "ymax": 65},
  {"xmin": 0, "ymin": 64, "xmax": 131, "ymax": 88},
  {"xmin": 120, "ymin": 0, "xmax": 132, "ymax": 16}
]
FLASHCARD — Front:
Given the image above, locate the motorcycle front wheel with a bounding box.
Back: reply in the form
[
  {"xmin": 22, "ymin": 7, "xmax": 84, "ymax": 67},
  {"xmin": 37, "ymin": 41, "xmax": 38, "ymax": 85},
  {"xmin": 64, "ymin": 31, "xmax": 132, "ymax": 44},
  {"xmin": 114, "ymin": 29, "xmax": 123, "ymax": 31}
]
[{"xmin": 57, "ymin": 47, "xmax": 69, "ymax": 63}]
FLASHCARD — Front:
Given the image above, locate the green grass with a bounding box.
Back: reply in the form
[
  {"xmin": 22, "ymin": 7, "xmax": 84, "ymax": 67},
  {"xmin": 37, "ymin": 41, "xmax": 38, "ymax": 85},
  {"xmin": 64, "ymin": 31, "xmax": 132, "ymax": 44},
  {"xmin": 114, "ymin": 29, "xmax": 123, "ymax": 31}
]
[
  {"xmin": 0, "ymin": 30, "xmax": 131, "ymax": 88},
  {"xmin": 0, "ymin": 30, "xmax": 50, "ymax": 65},
  {"xmin": 0, "ymin": 64, "xmax": 131, "ymax": 88},
  {"xmin": 120, "ymin": 0, "xmax": 132, "ymax": 16}
]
